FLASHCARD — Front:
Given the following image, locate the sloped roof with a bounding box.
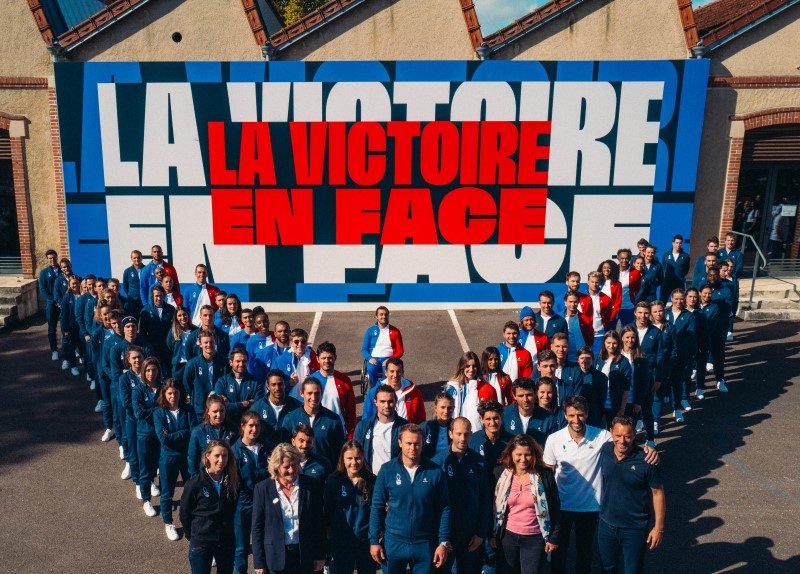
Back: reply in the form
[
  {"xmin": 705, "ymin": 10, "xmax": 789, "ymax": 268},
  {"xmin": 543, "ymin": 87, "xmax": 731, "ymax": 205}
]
[{"xmin": 694, "ymin": 0, "xmax": 796, "ymax": 46}]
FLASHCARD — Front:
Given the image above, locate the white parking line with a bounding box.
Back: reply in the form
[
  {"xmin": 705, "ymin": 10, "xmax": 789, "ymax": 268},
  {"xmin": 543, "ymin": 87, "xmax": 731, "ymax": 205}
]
[
  {"xmin": 308, "ymin": 311, "xmax": 323, "ymax": 346},
  {"xmin": 448, "ymin": 309, "xmax": 470, "ymax": 353}
]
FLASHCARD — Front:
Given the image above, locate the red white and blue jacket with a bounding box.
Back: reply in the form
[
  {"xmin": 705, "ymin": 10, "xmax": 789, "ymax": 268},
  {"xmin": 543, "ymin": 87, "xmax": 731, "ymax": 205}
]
[
  {"xmin": 519, "ymin": 328, "xmax": 550, "ymax": 360},
  {"xmin": 361, "ymin": 323, "xmax": 404, "ymax": 360},
  {"xmin": 579, "ymin": 291, "xmax": 614, "ymax": 334},
  {"xmin": 497, "ymin": 344, "xmax": 534, "ymax": 381}
]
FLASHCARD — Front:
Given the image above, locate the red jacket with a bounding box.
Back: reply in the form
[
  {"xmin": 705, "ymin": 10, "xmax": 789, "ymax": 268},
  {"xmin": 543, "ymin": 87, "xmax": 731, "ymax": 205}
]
[
  {"xmin": 579, "ymin": 291, "xmax": 613, "ymax": 333},
  {"xmin": 483, "ymin": 372, "xmax": 514, "ymax": 404},
  {"xmin": 477, "ymin": 379, "xmax": 498, "ymax": 402},
  {"xmin": 397, "ymin": 383, "xmax": 426, "ymax": 424},
  {"xmin": 317, "ymin": 370, "xmax": 357, "ymax": 440},
  {"xmin": 499, "ymin": 344, "xmax": 534, "ymax": 380},
  {"xmin": 521, "ymin": 329, "xmax": 550, "ymax": 360},
  {"xmin": 621, "ymin": 268, "xmax": 642, "ymax": 305},
  {"xmin": 606, "ymin": 281, "xmax": 621, "ymax": 325},
  {"xmin": 568, "ymin": 312, "xmax": 596, "ymax": 347}
]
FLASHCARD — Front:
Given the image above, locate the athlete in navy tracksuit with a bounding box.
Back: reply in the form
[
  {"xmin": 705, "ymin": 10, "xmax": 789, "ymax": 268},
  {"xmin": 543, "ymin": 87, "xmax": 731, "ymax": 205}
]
[
  {"xmin": 183, "ymin": 333, "xmax": 229, "ymax": 421},
  {"xmin": 139, "ymin": 285, "xmax": 175, "ymax": 376},
  {"xmin": 59, "ymin": 277, "xmax": 81, "ymax": 374},
  {"xmin": 701, "ymin": 277, "xmax": 731, "ymax": 392},
  {"xmin": 280, "ymin": 379, "xmax": 346, "ymax": 468},
  {"xmin": 122, "ymin": 250, "xmax": 145, "ymax": 318},
  {"xmin": 248, "ymin": 370, "xmax": 301, "ymax": 451},
  {"xmin": 38, "ymin": 250, "xmax": 60, "ymax": 356},
  {"xmin": 110, "ymin": 319, "xmax": 153, "ymax": 456},
  {"xmin": 153, "ymin": 380, "xmax": 194, "ymax": 534},
  {"xmin": 661, "ymin": 235, "xmax": 691, "ymax": 297},
  {"xmin": 188, "ymin": 395, "xmax": 236, "ymax": 478},
  {"xmin": 431, "ymin": 418, "xmax": 491, "ymax": 574},
  {"xmin": 212, "ymin": 349, "xmax": 263, "ymax": 430},
  {"xmin": 369, "ymin": 425, "xmax": 452, "ymax": 574},
  {"xmin": 75, "ymin": 275, "xmax": 98, "ymax": 384},
  {"xmin": 99, "ymin": 313, "xmax": 123, "ymax": 440},
  {"xmin": 120, "ymin": 349, "xmax": 145, "ymax": 488},
  {"xmin": 133, "ymin": 360, "xmax": 163, "ymax": 507},
  {"xmin": 231, "ymin": 412, "xmax": 269, "ymax": 574}
]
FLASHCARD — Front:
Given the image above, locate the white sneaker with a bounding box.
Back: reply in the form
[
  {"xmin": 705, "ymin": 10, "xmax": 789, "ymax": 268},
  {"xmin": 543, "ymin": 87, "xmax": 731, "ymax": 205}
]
[
  {"xmin": 165, "ymin": 524, "xmax": 179, "ymax": 541},
  {"xmin": 151, "ymin": 483, "xmax": 160, "ymax": 497},
  {"xmin": 51, "ymin": 351, "xmax": 59, "ymax": 361},
  {"xmin": 696, "ymin": 387, "xmax": 705, "ymax": 400},
  {"xmin": 101, "ymin": 428, "xmax": 115, "ymax": 442},
  {"xmin": 61, "ymin": 359, "xmax": 69, "ymax": 370},
  {"xmin": 90, "ymin": 380, "xmax": 96, "ymax": 390},
  {"xmin": 717, "ymin": 379, "xmax": 729, "ymax": 393},
  {"xmin": 635, "ymin": 419, "xmax": 645, "ymax": 433},
  {"xmin": 726, "ymin": 332, "xmax": 734, "ymax": 342},
  {"xmin": 135, "ymin": 485, "xmax": 143, "ymax": 500},
  {"xmin": 94, "ymin": 400, "xmax": 103, "ymax": 412},
  {"xmin": 121, "ymin": 462, "xmax": 131, "ymax": 480},
  {"xmin": 681, "ymin": 399, "xmax": 692, "ymax": 412},
  {"xmin": 70, "ymin": 366, "xmax": 80, "ymax": 376},
  {"xmin": 674, "ymin": 409, "xmax": 685, "ymax": 423},
  {"xmin": 653, "ymin": 422, "xmax": 659, "ymax": 436},
  {"xmin": 706, "ymin": 362, "xmax": 714, "ymax": 372},
  {"xmin": 119, "ymin": 445, "xmax": 125, "ymax": 460},
  {"xmin": 143, "ymin": 501, "xmax": 157, "ymax": 517}
]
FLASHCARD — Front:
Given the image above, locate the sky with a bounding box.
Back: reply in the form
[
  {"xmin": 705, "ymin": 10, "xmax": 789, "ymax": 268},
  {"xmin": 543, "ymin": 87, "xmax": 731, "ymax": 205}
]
[{"xmin": 473, "ymin": 0, "xmax": 721, "ymax": 36}]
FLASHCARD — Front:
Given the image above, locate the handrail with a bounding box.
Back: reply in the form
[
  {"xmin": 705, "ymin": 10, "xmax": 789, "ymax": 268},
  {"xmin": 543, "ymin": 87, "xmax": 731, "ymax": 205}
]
[{"xmin": 728, "ymin": 231, "xmax": 768, "ymax": 310}]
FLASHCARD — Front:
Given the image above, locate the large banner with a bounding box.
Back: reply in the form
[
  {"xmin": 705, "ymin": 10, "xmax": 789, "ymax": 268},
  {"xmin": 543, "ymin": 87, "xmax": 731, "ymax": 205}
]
[{"xmin": 55, "ymin": 60, "xmax": 709, "ymax": 303}]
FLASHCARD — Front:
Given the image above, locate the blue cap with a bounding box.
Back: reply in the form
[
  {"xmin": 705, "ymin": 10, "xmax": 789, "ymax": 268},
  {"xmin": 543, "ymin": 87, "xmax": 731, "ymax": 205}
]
[{"xmin": 518, "ymin": 306, "xmax": 535, "ymax": 321}]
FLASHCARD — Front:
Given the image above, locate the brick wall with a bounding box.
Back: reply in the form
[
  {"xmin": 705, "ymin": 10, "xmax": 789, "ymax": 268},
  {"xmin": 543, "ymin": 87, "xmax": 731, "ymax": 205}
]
[
  {"xmin": 0, "ymin": 113, "xmax": 35, "ymax": 278},
  {"xmin": 48, "ymin": 84, "xmax": 69, "ymax": 257}
]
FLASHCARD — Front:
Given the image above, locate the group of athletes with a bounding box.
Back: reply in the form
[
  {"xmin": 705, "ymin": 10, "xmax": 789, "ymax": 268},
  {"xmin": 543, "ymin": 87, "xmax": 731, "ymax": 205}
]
[{"xmin": 35, "ymin": 230, "xmax": 742, "ymax": 574}]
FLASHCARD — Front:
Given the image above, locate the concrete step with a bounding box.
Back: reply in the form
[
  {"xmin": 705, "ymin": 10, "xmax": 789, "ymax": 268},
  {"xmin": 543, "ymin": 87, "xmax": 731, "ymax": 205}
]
[
  {"xmin": 738, "ymin": 309, "xmax": 800, "ymax": 321},
  {"xmin": 0, "ymin": 304, "xmax": 16, "ymax": 316},
  {"xmin": 747, "ymin": 299, "xmax": 800, "ymax": 309},
  {"xmin": 0, "ymin": 295, "xmax": 22, "ymax": 305},
  {"xmin": 739, "ymin": 288, "xmax": 797, "ymax": 299}
]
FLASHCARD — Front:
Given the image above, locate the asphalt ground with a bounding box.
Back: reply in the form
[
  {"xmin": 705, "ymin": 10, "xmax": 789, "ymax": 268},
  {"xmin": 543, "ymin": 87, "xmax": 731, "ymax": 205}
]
[{"xmin": 1, "ymin": 313, "xmax": 799, "ymax": 573}]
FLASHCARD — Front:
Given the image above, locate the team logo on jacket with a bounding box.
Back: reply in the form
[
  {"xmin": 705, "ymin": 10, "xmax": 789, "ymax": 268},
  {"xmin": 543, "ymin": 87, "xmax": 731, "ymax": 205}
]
[
  {"xmin": 321, "ymin": 424, "xmax": 326, "ymax": 430},
  {"xmin": 510, "ymin": 420, "xmax": 516, "ymax": 431},
  {"xmin": 373, "ymin": 330, "xmax": 378, "ymax": 336},
  {"xmin": 262, "ymin": 410, "xmax": 268, "ymax": 419},
  {"xmin": 479, "ymin": 444, "xmax": 485, "ymax": 456},
  {"xmin": 341, "ymin": 486, "xmax": 347, "ymax": 497},
  {"xmin": 365, "ymin": 429, "xmax": 372, "ymax": 440},
  {"xmin": 630, "ymin": 465, "xmax": 636, "ymax": 471},
  {"xmin": 229, "ymin": 385, "xmax": 234, "ymax": 393},
  {"xmin": 447, "ymin": 465, "xmax": 454, "ymax": 477},
  {"xmin": 422, "ymin": 477, "xmax": 429, "ymax": 483},
  {"xmin": 425, "ymin": 434, "xmax": 431, "ymax": 444},
  {"xmin": 198, "ymin": 368, "xmax": 203, "ymax": 375},
  {"xmin": 395, "ymin": 473, "xmax": 402, "ymax": 486},
  {"xmin": 202, "ymin": 487, "xmax": 210, "ymax": 498}
]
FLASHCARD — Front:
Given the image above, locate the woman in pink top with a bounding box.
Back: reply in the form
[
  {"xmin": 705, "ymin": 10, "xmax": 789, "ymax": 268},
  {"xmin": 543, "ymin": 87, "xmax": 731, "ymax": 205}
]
[{"xmin": 492, "ymin": 435, "xmax": 562, "ymax": 574}]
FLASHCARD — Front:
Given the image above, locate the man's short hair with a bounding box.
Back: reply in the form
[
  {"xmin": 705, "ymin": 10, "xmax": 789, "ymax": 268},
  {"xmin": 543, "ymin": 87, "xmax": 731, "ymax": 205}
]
[
  {"xmin": 374, "ymin": 384, "xmax": 395, "ymax": 399},
  {"xmin": 300, "ymin": 377, "xmax": 322, "ymax": 393},
  {"xmin": 551, "ymin": 332, "xmax": 568, "ymax": 343},
  {"xmin": 564, "ymin": 289, "xmax": 580, "ymax": 301},
  {"xmin": 399, "ymin": 423, "xmax": 423, "ymax": 441},
  {"xmin": 707, "ymin": 236, "xmax": 720, "ymax": 245},
  {"xmin": 292, "ymin": 422, "xmax": 315, "ymax": 439},
  {"xmin": 672, "ymin": 234, "xmax": 684, "ymax": 242},
  {"xmin": 503, "ymin": 321, "xmax": 519, "ymax": 333},
  {"xmin": 229, "ymin": 347, "xmax": 248, "ymax": 361},
  {"xmin": 564, "ymin": 395, "xmax": 589, "ymax": 414},
  {"xmin": 611, "ymin": 416, "xmax": 635, "ymax": 431},
  {"xmin": 316, "ymin": 341, "xmax": 336, "ymax": 357},
  {"xmin": 566, "ymin": 271, "xmax": 581, "ymax": 281},
  {"xmin": 635, "ymin": 301, "xmax": 651, "ymax": 311},
  {"xmin": 45, "ymin": 249, "xmax": 57, "ymax": 257},
  {"xmin": 290, "ymin": 328, "xmax": 308, "ymax": 340},
  {"xmin": 477, "ymin": 400, "xmax": 503, "ymax": 418},
  {"xmin": 511, "ymin": 377, "xmax": 535, "ymax": 393},
  {"xmin": 538, "ymin": 290, "xmax": 555, "ymax": 301},
  {"xmin": 537, "ymin": 349, "xmax": 557, "ymax": 364},
  {"xmin": 385, "ymin": 357, "xmax": 404, "ymax": 370},
  {"xmin": 576, "ymin": 345, "xmax": 594, "ymax": 359}
]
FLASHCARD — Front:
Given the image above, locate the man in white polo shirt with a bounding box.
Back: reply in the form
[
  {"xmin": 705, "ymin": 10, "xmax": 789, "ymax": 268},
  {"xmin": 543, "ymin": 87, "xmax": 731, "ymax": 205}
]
[{"xmin": 543, "ymin": 396, "xmax": 658, "ymax": 574}]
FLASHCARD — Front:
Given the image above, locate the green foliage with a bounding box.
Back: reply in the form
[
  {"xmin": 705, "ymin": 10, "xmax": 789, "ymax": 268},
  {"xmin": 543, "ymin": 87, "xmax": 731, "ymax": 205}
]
[{"xmin": 270, "ymin": 0, "xmax": 331, "ymax": 26}]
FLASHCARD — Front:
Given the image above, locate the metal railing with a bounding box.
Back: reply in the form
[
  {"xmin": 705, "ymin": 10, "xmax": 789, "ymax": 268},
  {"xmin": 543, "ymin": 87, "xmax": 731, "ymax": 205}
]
[
  {"xmin": 767, "ymin": 258, "xmax": 800, "ymax": 278},
  {"xmin": 729, "ymin": 231, "xmax": 768, "ymax": 310},
  {"xmin": 0, "ymin": 256, "xmax": 22, "ymax": 275}
]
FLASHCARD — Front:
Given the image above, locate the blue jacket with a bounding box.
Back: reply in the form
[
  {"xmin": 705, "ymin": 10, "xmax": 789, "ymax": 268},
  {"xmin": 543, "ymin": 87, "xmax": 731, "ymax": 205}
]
[
  {"xmin": 122, "ymin": 264, "xmax": 143, "ymax": 303},
  {"xmin": 229, "ymin": 329, "xmax": 252, "ymax": 352},
  {"xmin": 120, "ymin": 370, "xmax": 141, "ymax": 418},
  {"xmin": 154, "ymin": 404, "xmax": 194, "ymax": 457},
  {"xmin": 325, "ymin": 473, "xmax": 373, "ymax": 547},
  {"xmin": 74, "ymin": 294, "xmax": 96, "ymax": 339},
  {"xmin": 166, "ymin": 328, "xmax": 194, "ymax": 380},
  {"xmin": 691, "ymin": 308, "xmax": 710, "ymax": 352},
  {"xmin": 503, "ymin": 404, "xmax": 561, "ymax": 445},
  {"xmin": 249, "ymin": 395, "xmax": 302, "ymax": 451},
  {"xmin": 109, "ymin": 336, "xmax": 153, "ymax": 388},
  {"xmin": 353, "ymin": 415, "xmax": 407, "ymax": 469},
  {"xmin": 625, "ymin": 355, "xmax": 650, "ymax": 405},
  {"xmin": 101, "ymin": 331, "xmax": 123, "ymax": 388},
  {"xmin": 185, "ymin": 326, "xmax": 230, "ymax": 362},
  {"xmin": 132, "ymin": 382, "xmax": 162, "ymax": 437},
  {"xmin": 280, "ymin": 406, "xmax": 346, "ymax": 467},
  {"xmin": 184, "ymin": 353, "xmax": 229, "ymax": 420},
  {"xmin": 139, "ymin": 303, "xmax": 174, "ymax": 355},
  {"xmin": 701, "ymin": 302, "xmax": 725, "ymax": 339},
  {"xmin": 249, "ymin": 344, "xmax": 288, "ymax": 382},
  {"xmin": 420, "ymin": 419, "xmax": 451, "ymax": 459},
  {"xmin": 661, "ymin": 250, "xmax": 690, "ymax": 293},
  {"xmin": 637, "ymin": 262, "xmax": 663, "ymax": 303},
  {"xmin": 710, "ymin": 280, "xmax": 736, "ymax": 319},
  {"xmin": 558, "ymin": 365, "xmax": 597, "ymax": 406},
  {"xmin": 301, "ymin": 453, "xmax": 332, "ymax": 482},
  {"xmin": 633, "ymin": 324, "xmax": 668, "ymax": 385},
  {"xmin": 213, "ymin": 372, "xmax": 264, "ymax": 427},
  {"xmin": 52, "ymin": 274, "xmax": 69, "ymax": 307},
  {"xmin": 535, "ymin": 312, "xmax": 568, "ymax": 339},
  {"xmin": 59, "ymin": 292, "xmax": 79, "ymax": 334},
  {"xmin": 592, "ymin": 356, "xmax": 632, "ymax": 416},
  {"xmin": 665, "ymin": 309, "xmax": 697, "ymax": 365},
  {"xmin": 37, "ymin": 265, "xmax": 59, "ymax": 303},
  {"xmin": 468, "ymin": 429, "xmax": 512, "ymax": 489},
  {"xmin": 717, "ymin": 248, "xmax": 744, "ymax": 281},
  {"xmin": 187, "ymin": 423, "xmax": 236, "ymax": 477},
  {"xmin": 231, "ymin": 438, "xmax": 269, "ymax": 506},
  {"xmin": 432, "ymin": 448, "xmax": 491, "ymax": 542},
  {"xmin": 369, "ymin": 456, "xmax": 451, "ymax": 545},
  {"xmin": 362, "ymin": 377, "xmax": 414, "ymax": 421},
  {"xmin": 692, "ymin": 256, "xmax": 708, "ymax": 288}
]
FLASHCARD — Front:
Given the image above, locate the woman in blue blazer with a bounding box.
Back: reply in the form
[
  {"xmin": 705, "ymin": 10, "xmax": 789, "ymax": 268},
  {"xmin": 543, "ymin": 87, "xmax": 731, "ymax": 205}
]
[
  {"xmin": 251, "ymin": 443, "xmax": 325, "ymax": 574},
  {"xmin": 154, "ymin": 378, "xmax": 195, "ymax": 541},
  {"xmin": 594, "ymin": 331, "xmax": 632, "ymax": 429}
]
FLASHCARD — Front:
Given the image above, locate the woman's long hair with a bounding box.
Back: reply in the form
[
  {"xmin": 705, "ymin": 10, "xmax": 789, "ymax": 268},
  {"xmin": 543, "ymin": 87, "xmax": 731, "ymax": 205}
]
[
  {"xmin": 202, "ymin": 439, "xmax": 239, "ymax": 499},
  {"xmin": 170, "ymin": 306, "xmax": 195, "ymax": 341},
  {"xmin": 600, "ymin": 331, "xmax": 623, "ymax": 362},
  {"xmin": 480, "ymin": 346, "xmax": 503, "ymax": 376},
  {"xmin": 451, "ymin": 351, "xmax": 482, "ymax": 384},
  {"xmin": 333, "ymin": 440, "xmax": 375, "ymax": 504},
  {"xmin": 220, "ymin": 294, "xmax": 242, "ymax": 326},
  {"xmin": 620, "ymin": 326, "xmax": 644, "ymax": 362}
]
